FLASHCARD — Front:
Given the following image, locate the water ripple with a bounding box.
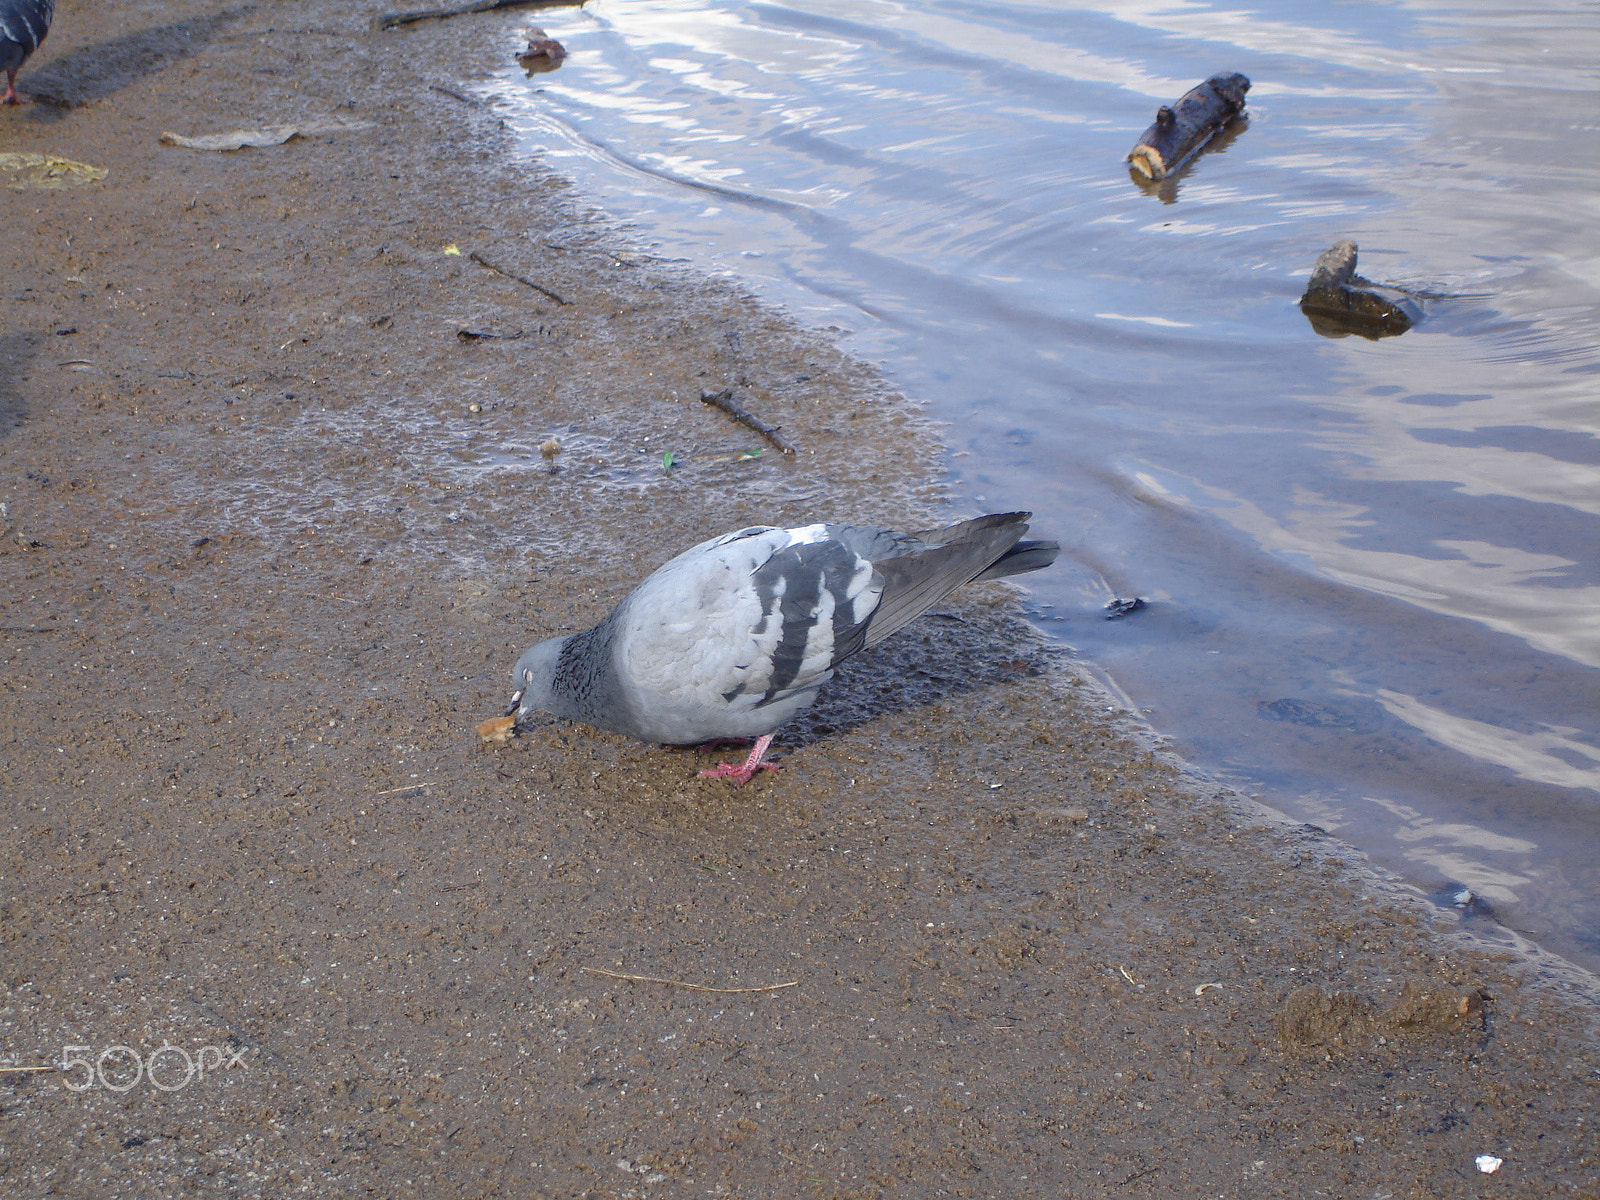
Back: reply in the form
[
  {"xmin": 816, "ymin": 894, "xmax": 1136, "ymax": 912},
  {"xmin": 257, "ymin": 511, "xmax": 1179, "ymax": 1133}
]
[{"xmin": 493, "ymin": 0, "xmax": 1600, "ymax": 971}]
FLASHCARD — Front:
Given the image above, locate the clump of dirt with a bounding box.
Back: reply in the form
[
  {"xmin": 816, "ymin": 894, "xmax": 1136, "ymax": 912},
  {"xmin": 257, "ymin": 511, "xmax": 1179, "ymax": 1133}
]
[{"xmin": 1277, "ymin": 981, "xmax": 1488, "ymax": 1049}]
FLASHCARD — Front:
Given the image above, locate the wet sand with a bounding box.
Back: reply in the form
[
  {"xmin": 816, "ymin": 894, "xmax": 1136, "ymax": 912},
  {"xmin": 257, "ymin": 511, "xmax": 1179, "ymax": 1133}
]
[{"xmin": 2, "ymin": 2, "xmax": 1597, "ymax": 1196}]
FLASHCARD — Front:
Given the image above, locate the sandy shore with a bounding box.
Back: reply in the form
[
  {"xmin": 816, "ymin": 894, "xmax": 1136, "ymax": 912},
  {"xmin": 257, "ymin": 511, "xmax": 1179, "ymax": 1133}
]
[{"xmin": 2, "ymin": 2, "xmax": 1596, "ymax": 1196}]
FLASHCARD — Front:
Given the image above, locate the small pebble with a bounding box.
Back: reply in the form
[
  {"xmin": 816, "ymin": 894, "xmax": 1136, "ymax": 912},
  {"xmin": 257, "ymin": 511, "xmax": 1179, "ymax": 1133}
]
[{"xmin": 1475, "ymin": 1154, "xmax": 1503, "ymax": 1174}]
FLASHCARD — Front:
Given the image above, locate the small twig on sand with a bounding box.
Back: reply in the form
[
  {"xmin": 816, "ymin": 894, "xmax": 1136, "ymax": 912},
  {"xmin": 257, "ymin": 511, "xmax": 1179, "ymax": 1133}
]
[
  {"xmin": 0, "ymin": 1065, "xmax": 55, "ymax": 1074},
  {"xmin": 700, "ymin": 388, "xmax": 797, "ymax": 456},
  {"xmin": 0, "ymin": 626, "xmax": 59, "ymax": 633},
  {"xmin": 428, "ymin": 84, "xmax": 481, "ymax": 107},
  {"xmin": 373, "ymin": 0, "xmax": 581, "ymax": 33},
  {"xmin": 582, "ymin": 966, "xmax": 798, "ymax": 994},
  {"xmin": 469, "ymin": 251, "xmax": 570, "ymax": 306}
]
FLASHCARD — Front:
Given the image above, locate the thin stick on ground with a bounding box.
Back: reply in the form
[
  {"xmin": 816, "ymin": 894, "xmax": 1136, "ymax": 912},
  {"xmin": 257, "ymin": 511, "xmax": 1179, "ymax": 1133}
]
[
  {"xmin": 700, "ymin": 388, "xmax": 797, "ymax": 455},
  {"xmin": 581, "ymin": 966, "xmax": 798, "ymax": 994},
  {"xmin": 469, "ymin": 251, "xmax": 571, "ymax": 306},
  {"xmin": 428, "ymin": 84, "xmax": 481, "ymax": 107},
  {"xmin": 0, "ymin": 1065, "xmax": 55, "ymax": 1074}
]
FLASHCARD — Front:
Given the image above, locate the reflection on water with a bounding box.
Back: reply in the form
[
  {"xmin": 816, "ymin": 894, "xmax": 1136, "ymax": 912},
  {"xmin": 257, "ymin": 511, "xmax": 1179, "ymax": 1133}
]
[
  {"xmin": 490, "ymin": 0, "xmax": 1600, "ymax": 972},
  {"xmin": 1375, "ymin": 690, "xmax": 1600, "ymax": 794}
]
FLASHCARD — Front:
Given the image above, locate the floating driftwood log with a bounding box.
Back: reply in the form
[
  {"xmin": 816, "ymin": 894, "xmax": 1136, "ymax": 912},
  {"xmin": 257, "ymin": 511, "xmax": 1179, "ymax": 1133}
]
[
  {"xmin": 517, "ymin": 28, "xmax": 567, "ymax": 73},
  {"xmin": 1127, "ymin": 73, "xmax": 1250, "ymax": 181},
  {"xmin": 1299, "ymin": 240, "xmax": 1420, "ymax": 339}
]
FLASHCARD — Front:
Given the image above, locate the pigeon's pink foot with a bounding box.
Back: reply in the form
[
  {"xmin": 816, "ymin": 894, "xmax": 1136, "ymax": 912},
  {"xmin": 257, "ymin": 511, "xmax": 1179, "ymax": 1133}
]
[
  {"xmin": 697, "ymin": 733, "xmax": 779, "ymax": 786},
  {"xmin": 2, "ymin": 78, "xmax": 26, "ymax": 106},
  {"xmin": 698, "ymin": 759, "xmax": 781, "ymax": 786}
]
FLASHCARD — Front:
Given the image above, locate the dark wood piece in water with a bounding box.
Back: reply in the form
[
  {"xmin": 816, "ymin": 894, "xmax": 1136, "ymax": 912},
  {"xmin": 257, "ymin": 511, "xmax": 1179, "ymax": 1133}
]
[
  {"xmin": 372, "ymin": 0, "xmax": 583, "ymax": 33},
  {"xmin": 1299, "ymin": 240, "xmax": 1419, "ymax": 339},
  {"xmin": 1127, "ymin": 72, "xmax": 1250, "ymax": 181},
  {"xmin": 700, "ymin": 389, "xmax": 797, "ymax": 456},
  {"xmin": 518, "ymin": 28, "xmax": 567, "ymax": 72}
]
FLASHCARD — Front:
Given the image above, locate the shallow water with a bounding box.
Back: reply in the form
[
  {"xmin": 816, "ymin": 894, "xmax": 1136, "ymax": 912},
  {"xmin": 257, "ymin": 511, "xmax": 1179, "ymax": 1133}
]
[{"xmin": 490, "ymin": 0, "xmax": 1600, "ymax": 971}]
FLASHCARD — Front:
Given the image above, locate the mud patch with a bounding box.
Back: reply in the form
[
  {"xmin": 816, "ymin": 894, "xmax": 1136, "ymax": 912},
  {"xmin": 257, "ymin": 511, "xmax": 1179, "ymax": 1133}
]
[{"xmin": 1277, "ymin": 981, "xmax": 1488, "ymax": 1050}]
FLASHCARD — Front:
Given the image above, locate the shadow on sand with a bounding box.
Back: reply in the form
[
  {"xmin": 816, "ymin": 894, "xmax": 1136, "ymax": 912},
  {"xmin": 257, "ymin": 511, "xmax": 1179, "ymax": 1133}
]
[{"xmin": 23, "ymin": 9, "xmax": 250, "ymax": 108}]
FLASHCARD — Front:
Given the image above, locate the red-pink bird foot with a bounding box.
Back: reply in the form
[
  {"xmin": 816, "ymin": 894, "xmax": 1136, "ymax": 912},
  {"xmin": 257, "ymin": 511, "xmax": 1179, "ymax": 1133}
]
[{"xmin": 697, "ymin": 734, "xmax": 779, "ymax": 786}]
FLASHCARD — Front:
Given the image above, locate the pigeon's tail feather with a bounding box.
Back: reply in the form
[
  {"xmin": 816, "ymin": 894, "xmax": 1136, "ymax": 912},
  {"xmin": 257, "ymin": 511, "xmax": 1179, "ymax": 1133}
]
[
  {"xmin": 908, "ymin": 511, "xmax": 1032, "ymax": 548},
  {"xmin": 862, "ymin": 513, "xmax": 1033, "ymax": 650},
  {"xmin": 906, "ymin": 512, "xmax": 1056, "ymax": 580},
  {"xmin": 970, "ymin": 538, "xmax": 1059, "ymax": 582}
]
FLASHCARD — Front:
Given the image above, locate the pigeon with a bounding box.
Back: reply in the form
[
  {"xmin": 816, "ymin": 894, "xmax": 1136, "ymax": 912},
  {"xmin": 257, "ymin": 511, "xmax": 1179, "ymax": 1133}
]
[
  {"xmin": 0, "ymin": 0, "xmax": 53, "ymax": 106},
  {"xmin": 504, "ymin": 512, "xmax": 1059, "ymax": 784}
]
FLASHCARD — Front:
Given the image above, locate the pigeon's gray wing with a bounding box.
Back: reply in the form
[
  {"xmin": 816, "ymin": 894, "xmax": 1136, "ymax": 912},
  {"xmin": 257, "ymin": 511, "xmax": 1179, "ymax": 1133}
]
[
  {"xmin": 848, "ymin": 512, "xmax": 1036, "ymax": 649},
  {"xmin": 608, "ymin": 525, "xmax": 883, "ymax": 742}
]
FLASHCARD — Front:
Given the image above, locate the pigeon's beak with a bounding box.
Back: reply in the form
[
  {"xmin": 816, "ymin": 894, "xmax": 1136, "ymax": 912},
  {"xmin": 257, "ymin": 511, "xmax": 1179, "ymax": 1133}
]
[{"xmin": 504, "ymin": 688, "xmax": 526, "ymax": 721}]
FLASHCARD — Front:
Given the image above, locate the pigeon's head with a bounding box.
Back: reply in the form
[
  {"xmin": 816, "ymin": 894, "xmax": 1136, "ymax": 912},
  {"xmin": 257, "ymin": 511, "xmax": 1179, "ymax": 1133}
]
[{"xmin": 506, "ymin": 634, "xmax": 569, "ymax": 723}]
